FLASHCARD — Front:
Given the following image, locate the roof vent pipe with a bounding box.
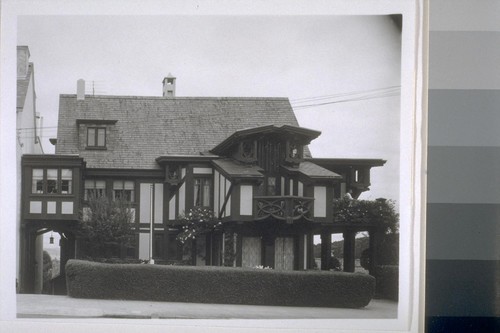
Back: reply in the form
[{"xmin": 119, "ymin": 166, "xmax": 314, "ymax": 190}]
[{"xmin": 77, "ymin": 79, "xmax": 85, "ymax": 100}]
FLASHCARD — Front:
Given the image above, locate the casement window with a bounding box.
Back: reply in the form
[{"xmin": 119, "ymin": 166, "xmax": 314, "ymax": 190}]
[
  {"xmin": 32, "ymin": 169, "xmax": 44, "ymax": 193},
  {"xmin": 194, "ymin": 178, "xmax": 212, "ymax": 207},
  {"xmin": 87, "ymin": 127, "xmax": 106, "ymax": 148},
  {"xmin": 60, "ymin": 169, "xmax": 73, "ymax": 194},
  {"xmin": 113, "ymin": 180, "xmax": 135, "ymax": 202},
  {"xmin": 31, "ymin": 168, "xmax": 73, "ymax": 195},
  {"xmin": 84, "ymin": 179, "xmax": 106, "ymax": 200},
  {"xmin": 47, "ymin": 169, "xmax": 58, "ymax": 193}
]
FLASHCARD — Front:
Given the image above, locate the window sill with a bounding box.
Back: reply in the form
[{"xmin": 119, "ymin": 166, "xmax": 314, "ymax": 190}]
[{"xmin": 85, "ymin": 146, "xmax": 107, "ymax": 150}]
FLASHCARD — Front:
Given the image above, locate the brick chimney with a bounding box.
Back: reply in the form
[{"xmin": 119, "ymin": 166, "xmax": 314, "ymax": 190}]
[
  {"xmin": 77, "ymin": 79, "xmax": 85, "ymax": 100},
  {"xmin": 162, "ymin": 73, "xmax": 176, "ymax": 98}
]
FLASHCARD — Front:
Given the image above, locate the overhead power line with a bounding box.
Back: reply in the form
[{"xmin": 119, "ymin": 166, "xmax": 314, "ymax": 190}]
[{"xmin": 290, "ymin": 86, "xmax": 400, "ymax": 110}]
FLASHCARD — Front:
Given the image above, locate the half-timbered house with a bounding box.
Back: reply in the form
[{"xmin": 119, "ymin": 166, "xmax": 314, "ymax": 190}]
[{"xmin": 20, "ymin": 76, "xmax": 385, "ymax": 293}]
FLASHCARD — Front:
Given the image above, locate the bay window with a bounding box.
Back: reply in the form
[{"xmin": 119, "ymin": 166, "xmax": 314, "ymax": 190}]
[{"xmin": 31, "ymin": 168, "xmax": 73, "ymax": 195}]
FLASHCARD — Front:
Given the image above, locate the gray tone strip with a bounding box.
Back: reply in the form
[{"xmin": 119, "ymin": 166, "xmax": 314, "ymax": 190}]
[
  {"xmin": 430, "ymin": 0, "xmax": 500, "ymax": 32},
  {"xmin": 426, "ymin": 259, "xmax": 500, "ymax": 317},
  {"xmin": 428, "ymin": 146, "xmax": 500, "ymax": 204},
  {"xmin": 427, "ymin": 146, "xmax": 500, "ymax": 204},
  {"xmin": 428, "ymin": 89, "xmax": 500, "ymax": 146},
  {"xmin": 429, "ymin": 32, "xmax": 500, "ymax": 89},
  {"xmin": 426, "ymin": 203, "xmax": 500, "ymax": 260}
]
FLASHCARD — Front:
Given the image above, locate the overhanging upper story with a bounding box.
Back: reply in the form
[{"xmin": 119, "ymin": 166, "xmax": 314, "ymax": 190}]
[{"xmin": 29, "ymin": 86, "xmax": 386, "ymax": 227}]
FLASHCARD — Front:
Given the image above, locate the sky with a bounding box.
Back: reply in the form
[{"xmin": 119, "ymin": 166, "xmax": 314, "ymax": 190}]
[{"xmin": 17, "ymin": 15, "xmax": 401, "ymax": 201}]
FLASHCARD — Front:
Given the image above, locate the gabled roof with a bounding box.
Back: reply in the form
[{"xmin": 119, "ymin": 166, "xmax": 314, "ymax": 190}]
[
  {"xmin": 211, "ymin": 124, "xmax": 321, "ymax": 156},
  {"xmin": 56, "ymin": 95, "xmax": 302, "ymax": 169}
]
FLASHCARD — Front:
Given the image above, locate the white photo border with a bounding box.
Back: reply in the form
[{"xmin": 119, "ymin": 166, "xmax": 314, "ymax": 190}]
[{"xmin": 0, "ymin": 0, "xmax": 426, "ymax": 332}]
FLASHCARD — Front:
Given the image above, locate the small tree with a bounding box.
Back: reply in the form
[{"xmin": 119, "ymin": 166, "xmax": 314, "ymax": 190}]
[{"xmin": 78, "ymin": 193, "xmax": 135, "ymax": 260}]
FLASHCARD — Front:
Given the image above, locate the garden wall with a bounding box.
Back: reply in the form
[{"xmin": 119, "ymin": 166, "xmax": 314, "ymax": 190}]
[{"xmin": 66, "ymin": 260, "xmax": 375, "ymax": 308}]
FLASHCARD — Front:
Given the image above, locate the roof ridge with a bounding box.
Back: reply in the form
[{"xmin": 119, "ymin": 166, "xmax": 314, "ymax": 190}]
[{"xmin": 59, "ymin": 94, "xmax": 290, "ymax": 101}]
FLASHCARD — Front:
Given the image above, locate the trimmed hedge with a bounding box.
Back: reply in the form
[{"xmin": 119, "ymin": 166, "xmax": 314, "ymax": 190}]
[
  {"xmin": 66, "ymin": 260, "xmax": 375, "ymax": 308},
  {"xmin": 373, "ymin": 265, "xmax": 399, "ymax": 301}
]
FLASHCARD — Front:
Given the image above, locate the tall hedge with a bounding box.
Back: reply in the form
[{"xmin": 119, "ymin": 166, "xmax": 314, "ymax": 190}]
[{"xmin": 66, "ymin": 260, "xmax": 375, "ymax": 308}]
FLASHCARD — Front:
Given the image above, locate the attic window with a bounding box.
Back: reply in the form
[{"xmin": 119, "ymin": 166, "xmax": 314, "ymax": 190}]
[{"xmin": 87, "ymin": 127, "xmax": 106, "ymax": 148}]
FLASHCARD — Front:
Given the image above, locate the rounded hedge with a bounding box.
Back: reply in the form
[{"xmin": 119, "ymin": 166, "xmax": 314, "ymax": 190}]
[{"xmin": 66, "ymin": 260, "xmax": 375, "ymax": 308}]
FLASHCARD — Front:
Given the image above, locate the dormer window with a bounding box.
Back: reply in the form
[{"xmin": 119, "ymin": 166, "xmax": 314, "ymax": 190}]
[
  {"xmin": 77, "ymin": 119, "xmax": 117, "ymax": 150},
  {"xmin": 87, "ymin": 127, "xmax": 106, "ymax": 148}
]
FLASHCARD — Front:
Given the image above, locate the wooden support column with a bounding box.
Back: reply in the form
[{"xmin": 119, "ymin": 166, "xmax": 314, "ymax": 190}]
[
  {"xmin": 320, "ymin": 231, "xmax": 332, "ymax": 270},
  {"xmin": 307, "ymin": 232, "xmax": 315, "ymax": 270},
  {"xmin": 343, "ymin": 230, "xmax": 356, "ymax": 272}
]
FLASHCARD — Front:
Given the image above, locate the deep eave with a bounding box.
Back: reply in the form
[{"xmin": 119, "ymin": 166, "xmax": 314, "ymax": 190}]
[
  {"xmin": 22, "ymin": 154, "xmax": 84, "ymax": 167},
  {"xmin": 306, "ymin": 158, "xmax": 387, "ymax": 168}
]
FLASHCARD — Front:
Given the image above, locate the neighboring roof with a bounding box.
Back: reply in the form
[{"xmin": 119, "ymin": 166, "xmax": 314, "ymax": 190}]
[
  {"xmin": 212, "ymin": 159, "xmax": 264, "ymax": 179},
  {"xmin": 17, "ymin": 63, "xmax": 33, "ymax": 110},
  {"xmin": 283, "ymin": 161, "xmax": 342, "ymax": 180},
  {"xmin": 56, "ymin": 95, "xmax": 302, "ymax": 169}
]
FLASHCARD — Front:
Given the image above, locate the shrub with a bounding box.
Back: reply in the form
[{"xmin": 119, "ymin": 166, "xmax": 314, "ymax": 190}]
[
  {"xmin": 66, "ymin": 260, "xmax": 375, "ymax": 308},
  {"xmin": 77, "ymin": 194, "xmax": 135, "ymax": 259},
  {"xmin": 373, "ymin": 265, "xmax": 398, "ymax": 301}
]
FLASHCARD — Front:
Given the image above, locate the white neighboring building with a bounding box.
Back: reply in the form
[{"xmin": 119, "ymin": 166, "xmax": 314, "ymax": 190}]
[{"xmin": 17, "ymin": 46, "xmax": 44, "ymax": 292}]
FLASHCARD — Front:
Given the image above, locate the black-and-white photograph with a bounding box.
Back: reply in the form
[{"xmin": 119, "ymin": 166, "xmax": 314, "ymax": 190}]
[{"xmin": 1, "ymin": 1, "xmax": 425, "ymax": 332}]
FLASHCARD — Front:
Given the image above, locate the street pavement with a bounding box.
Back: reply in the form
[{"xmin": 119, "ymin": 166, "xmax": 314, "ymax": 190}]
[{"xmin": 16, "ymin": 294, "xmax": 397, "ymax": 319}]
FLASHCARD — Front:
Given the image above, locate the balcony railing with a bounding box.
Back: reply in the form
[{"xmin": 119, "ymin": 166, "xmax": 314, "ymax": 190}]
[{"xmin": 254, "ymin": 196, "xmax": 314, "ymax": 223}]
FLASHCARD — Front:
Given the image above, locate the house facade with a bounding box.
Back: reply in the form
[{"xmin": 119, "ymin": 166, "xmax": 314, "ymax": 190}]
[
  {"xmin": 19, "ymin": 76, "xmax": 385, "ymax": 293},
  {"xmin": 17, "ymin": 46, "xmax": 44, "ymax": 292}
]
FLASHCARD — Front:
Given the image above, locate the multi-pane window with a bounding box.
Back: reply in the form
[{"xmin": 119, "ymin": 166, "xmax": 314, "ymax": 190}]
[
  {"xmin": 84, "ymin": 179, "xmax": 106, "ymax": 200},
  {"xmin": 47, "ymin": 169, "xmax": 58, "ymax": 194},
  {"xmin": 31, "ymin": 168, "xmax": 73, "ymax": 195},
  {"xmin": 87, "ymin": 127, "xmax": 106, "ymax": 147},
  {"xmin": 32, "ymin": 169, "xmax": 44, "ymax": 193},
  {"xmin": 61, "ymin": 169, "xmax": 73, "ymax": 194},
  {"xmin": 194, "ymin": 178, "xmax": 212, "ymax": 207},
  {"xmin": 113, "ymin": 180, "xmax": 135, "ymax": 202}
]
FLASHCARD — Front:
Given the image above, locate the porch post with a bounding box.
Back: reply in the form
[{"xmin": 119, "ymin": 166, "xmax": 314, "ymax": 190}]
[
  {"xmin": 343, "ymin": 230, "xmax": 356, "ymax": 272},
  {"xmin": 320, "ymin": 231, "xmax": 332, "ymax": 270}
]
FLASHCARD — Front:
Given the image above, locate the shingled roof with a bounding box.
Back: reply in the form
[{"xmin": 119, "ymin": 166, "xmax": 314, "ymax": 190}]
[{"xmin": 56, "ymin": 95, "xmax": 304, "ymax": 169}]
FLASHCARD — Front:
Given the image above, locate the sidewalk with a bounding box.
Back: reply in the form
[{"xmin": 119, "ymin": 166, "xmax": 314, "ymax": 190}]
[{"xmin": 17, "ymin": 294, "xmax": 397, "ymax": 319}]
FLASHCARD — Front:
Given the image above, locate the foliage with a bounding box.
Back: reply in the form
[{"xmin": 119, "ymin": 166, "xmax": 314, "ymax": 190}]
[
  {"xmin": 373, "ymin": 265, "xmax": 399, "ymax": 300},
  {"xmin": 175, "ymin": 207, "xmax": 222, "ymax": 243},
  {"xmin": 66, "ymin": 259, "xmax": 375, "ymax": 308},
  {"xmin": 333, "ymin": 198, "xmax": 399, "ymax": 234},
  {"xmin": 42, "ymin": 250, "xmax": 53, "ymax": 294},
  {"xmin": 77, "ymin": 193, "xmax": 135, "ymax": 259}
]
